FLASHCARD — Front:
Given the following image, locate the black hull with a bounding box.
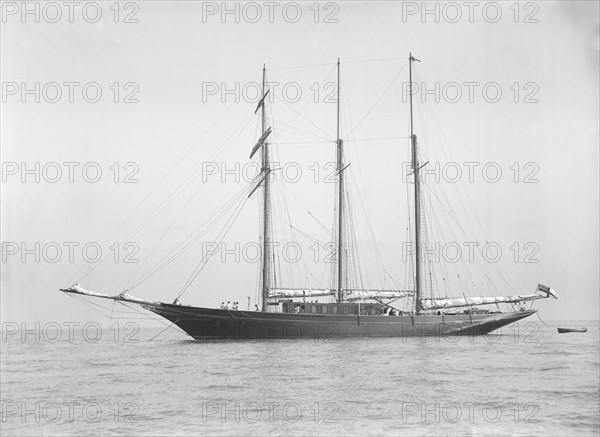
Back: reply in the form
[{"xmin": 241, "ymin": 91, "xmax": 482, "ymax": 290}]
[{"xmin": 143, "ymin": 303, "xmax": 536, "ymax": 341}]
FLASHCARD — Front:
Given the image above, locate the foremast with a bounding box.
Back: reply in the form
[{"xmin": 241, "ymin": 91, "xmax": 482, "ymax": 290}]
[
  {"xmin": 409, "ymin": 52, "xmax": 423, "ymax": 315},
  {"xmin": 260, "ymin": 64, "xmax": 271, "ymax": 312}
]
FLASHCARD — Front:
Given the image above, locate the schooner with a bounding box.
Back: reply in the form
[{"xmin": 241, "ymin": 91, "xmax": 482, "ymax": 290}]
[{"xmin": 62, "ymin": 54, "xmax": 557, "ymax": 340}]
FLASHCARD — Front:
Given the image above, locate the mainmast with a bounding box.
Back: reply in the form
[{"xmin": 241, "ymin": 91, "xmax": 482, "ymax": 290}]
[
  {"xmin": 336, "ymin": 58, "xmax": 344, "ymax": 303},
  {"xmin": 409, "ymin": 52, "xmax": 423, "ymax": 314},
  {"xmin": 261, "ymin": 64, "xmax": 270, "ymax": 312}
]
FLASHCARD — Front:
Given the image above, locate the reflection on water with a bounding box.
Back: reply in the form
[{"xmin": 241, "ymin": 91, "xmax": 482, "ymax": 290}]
[{"xmin": 1, "ymin": 320, "xmax": 598, "ymax": 436}]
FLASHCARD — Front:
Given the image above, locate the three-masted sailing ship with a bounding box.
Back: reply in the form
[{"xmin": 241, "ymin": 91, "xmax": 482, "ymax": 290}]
[{"xmin": 61, "ymin": 54, "xmax": 557, "ymax": 340}]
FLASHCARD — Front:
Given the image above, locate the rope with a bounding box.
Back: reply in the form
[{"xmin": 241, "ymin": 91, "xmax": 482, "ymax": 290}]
[{"xmin": 536, "ymin": 311, "xmax": 548, "ymax": 326}]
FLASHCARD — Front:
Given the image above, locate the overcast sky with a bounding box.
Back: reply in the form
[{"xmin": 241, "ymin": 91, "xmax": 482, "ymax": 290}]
[{"xmin": 1, "ymin": 1, "xmax": 598, "ymax": 324}]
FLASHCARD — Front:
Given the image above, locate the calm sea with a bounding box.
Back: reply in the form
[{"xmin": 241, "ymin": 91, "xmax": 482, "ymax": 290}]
[{"xmin": 1, "ymin": 319, "xmax": 598, "ymax": 436}]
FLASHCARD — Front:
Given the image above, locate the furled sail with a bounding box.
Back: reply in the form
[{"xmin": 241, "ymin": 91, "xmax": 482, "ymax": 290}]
[
  {"xmin": 254, "ymin": 90, "xmax": 270, "ymax": 114},
  {"xmin": 346, "ymin": 289, "xmax": 414, "ymax": 300},
  {"xmin": 248, "ymin": 170, "xmax": 270, "ymax": 198},
  {"xmin": 268, "ymin": 288, "xmax": 335, "ymax": 298},
  {"xmin": 249, "ymin": 127, "xmax": 272, "ymax": 159},
  {"xmin": 420, "ymin": 284, "xmax": 558, "ymax": 310},
  {"xmin": 61, "ymin": 283, "xmax": 157, "ymax": 304},
  {"xmin": 66, "ymin": 283, "xmax": 104, "ymax": 297},
  {"xmin": 268, "ymin": 288, "xmax": 413, "ymax": 300}
]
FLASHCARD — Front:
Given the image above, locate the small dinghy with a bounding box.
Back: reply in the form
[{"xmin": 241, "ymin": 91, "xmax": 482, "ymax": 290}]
[{"xmin": 557, "ymin": 327, "xmax": 588, "ymax": 333}]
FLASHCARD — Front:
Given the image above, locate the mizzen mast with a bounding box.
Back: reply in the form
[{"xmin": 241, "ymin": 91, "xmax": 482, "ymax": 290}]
[
  {"xmin": 409, "ymin": 52, "xmax": 423, "ymax": 314},
  {"xmin": 336, "ymin": 58, "xmax": 345, "ymax": 303}
]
